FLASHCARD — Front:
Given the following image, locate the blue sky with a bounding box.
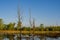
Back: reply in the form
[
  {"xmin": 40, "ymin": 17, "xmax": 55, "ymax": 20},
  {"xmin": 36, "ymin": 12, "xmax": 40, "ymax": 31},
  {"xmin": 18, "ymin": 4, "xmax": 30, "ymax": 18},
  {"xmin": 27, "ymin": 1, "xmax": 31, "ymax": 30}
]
[{"xmin": 0, "ymin": 0, "xmax": 60, "ymax": 26}]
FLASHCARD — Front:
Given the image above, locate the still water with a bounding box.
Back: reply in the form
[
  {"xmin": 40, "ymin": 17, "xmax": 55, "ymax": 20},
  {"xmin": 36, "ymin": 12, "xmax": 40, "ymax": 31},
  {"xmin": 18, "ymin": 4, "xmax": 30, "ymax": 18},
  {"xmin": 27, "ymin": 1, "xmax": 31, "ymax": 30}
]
[
  {"xmin": 3, "ymin": 36, "xmax": 60, "ymax": 40},
  {"xmin": 3, "ymin": 38, "xmax": 60, "ymax": 40}
]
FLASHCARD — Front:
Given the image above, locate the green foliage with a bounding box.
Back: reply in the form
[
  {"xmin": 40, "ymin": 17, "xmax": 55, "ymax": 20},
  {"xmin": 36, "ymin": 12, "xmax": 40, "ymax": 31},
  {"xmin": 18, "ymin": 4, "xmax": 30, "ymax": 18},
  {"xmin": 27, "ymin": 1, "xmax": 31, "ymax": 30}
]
[
  {"xmin": 0, "ymin": 18, "xmax": 60, "ymax": 31},
  {"xmin": 21, "ymin": 27, "xmax": 31, "ymax": 31},
  {"xmin": 40, "ymin": 24, "xmax": 44, "ymax": 31},
  {"xmin": 0, "ymin": 19, "xmax": 5, "ymax": 30},
  {"xmin": 16, "ymin": 21, "xmax": 22, "ymax": 30},
  {"xmin": 40, "ymin": 24, "xmax": 44, "ymax": 28},
  {"xmin": 7, "ymin": 23, "xmax": 15, "ymax": 30},
  {"xmin": 35, "ymin": 27, "xmax": 40, "ymax": 31}
]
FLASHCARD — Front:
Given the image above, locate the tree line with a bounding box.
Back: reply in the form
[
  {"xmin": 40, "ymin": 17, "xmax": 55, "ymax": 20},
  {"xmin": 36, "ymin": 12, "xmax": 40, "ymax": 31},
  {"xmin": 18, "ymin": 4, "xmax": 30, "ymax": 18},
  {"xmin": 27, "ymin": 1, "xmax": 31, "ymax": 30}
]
[{"xmin": 0, "ymin": 18, "xmax": 60, "ymax": 31}]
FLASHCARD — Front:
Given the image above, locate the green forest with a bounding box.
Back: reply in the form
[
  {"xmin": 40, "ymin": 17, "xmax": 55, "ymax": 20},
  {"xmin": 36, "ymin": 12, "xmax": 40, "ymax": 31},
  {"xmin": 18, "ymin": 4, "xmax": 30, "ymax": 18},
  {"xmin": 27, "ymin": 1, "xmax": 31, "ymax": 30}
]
[{"xmin": 0, "ymin": 18, "xmax": 60, "ymax": 31}]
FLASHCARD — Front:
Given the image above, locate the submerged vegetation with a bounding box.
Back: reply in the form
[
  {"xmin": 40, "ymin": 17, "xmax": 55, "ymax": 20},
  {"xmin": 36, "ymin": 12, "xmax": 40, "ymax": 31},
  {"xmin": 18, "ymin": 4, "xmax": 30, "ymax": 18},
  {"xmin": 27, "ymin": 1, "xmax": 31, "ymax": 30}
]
[{"xmin": 0, "ymin": 18, "xmax": 60, "ymax": 31}]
